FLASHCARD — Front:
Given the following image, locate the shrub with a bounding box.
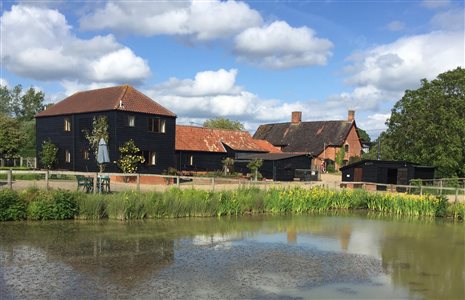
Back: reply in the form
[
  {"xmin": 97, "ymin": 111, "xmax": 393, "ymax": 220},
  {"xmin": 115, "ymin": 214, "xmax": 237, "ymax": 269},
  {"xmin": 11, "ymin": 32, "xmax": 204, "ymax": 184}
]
[
  {"xmin": 27, "ymin": 189, "xmax": 78, "ymax": 220},
  {"xmin": 0, "ymin": 189, "xmax": 26, "ymax": 221}
]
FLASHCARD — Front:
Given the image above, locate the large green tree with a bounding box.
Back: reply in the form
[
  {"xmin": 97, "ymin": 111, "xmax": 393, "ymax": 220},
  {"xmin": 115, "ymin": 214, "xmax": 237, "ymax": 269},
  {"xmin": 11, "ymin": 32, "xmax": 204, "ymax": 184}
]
[
  {"xmin": 381, "ymin": 67, "xmax": 465, "ymax": 177},
  {"xmin": 0, "ymin": 84, "xmax": 45, "ymax": 158},
  {"xmin": 203, "ymin": 117, "xmax": 245, "ymax": 131},
  {"xmin": 0, "ymin": 115, "xmax": 22, "ymax": 158}
]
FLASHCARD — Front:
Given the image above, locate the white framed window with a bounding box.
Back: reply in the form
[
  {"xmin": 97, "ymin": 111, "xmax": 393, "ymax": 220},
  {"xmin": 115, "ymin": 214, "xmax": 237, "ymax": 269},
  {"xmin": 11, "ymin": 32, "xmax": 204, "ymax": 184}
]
[
  {"xmin": 188, "ymin": 155, "xmax": 194, "ymax": 166},
  {"xmin": 143, "ymin": 151, "xmax": 157, "ymax": 165},
  {"xmin": 65, "ymin": 150, "xmax": 71, "ymax": 163},
  {"xmin": 128, "ymin": 115, "xmax": 135, "ymax": 127},
  {"xmin": 64, "ymin": 118, "xmax": 71, "ymax": 131},
  {"xmin": 148, "ymin": 118, "xmax": 166, "ymax": 133}
]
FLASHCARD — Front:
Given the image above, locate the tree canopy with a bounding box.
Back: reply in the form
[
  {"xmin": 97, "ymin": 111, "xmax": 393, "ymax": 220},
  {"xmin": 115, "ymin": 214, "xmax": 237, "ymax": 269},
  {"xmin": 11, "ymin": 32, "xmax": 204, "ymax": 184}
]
[
  {"xmin": 0, "ymin": 84, "xmax": 45, "ymax": 158},
  {"xmin": 357, "ymin": 128, "xmax": 371, "ymax": 142},
  {"xmin": 376, "ymin": 67, "xmax": 465, "ymax": 177},
  {"xmin": 203, "ymin": 117, "xmax": 245, "ymax": 131}
]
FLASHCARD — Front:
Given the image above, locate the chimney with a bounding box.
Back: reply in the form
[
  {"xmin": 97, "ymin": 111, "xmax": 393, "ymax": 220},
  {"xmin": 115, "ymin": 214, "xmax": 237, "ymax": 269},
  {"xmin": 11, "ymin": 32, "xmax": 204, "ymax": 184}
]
[
  {"xmin": 348, "ymin": 110, "xmax": 355, "ymax": 122},
  {"xmin": 291, "ymin": 111, "xmax": 302, "ymax": 124}
]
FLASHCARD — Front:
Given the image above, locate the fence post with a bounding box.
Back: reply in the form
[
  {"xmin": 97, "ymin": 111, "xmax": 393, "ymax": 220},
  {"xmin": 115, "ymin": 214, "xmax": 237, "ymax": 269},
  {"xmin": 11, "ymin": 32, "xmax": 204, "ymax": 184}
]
[
  {"xmin": 93, "ymin": 173, "xmax": 98, "ymax": 194},
  {"xmin": 211, "ymin": 177, "xmax": 215, "ymax": 191},
  {"xmin": 455, "ymin": 188, "xmax": 458, "ymax": 203},
  {"xmin": 136, "ymin": 174, "xmax": 140, "ymax": 191},
  {"xmin": 176, "ymin": 176, "xmax": 180, "ymax": 188},
  {"xmin": 439, "ymin": 180, "xmax": 443, "ymax": 195},
  {"xmin": 34, "ymin": 157, "xmax": 37, "ymax": 169},
  {"xmin": 420, "ymin": 185, "xmax": 423, "ymax": 196},
  {"xmin": 45, "ymin": 170, "xmax": 49, "ymax": 190},
  {"xmin": 7, "ymin": 169, "xmax": 12, "ymax": 190}
]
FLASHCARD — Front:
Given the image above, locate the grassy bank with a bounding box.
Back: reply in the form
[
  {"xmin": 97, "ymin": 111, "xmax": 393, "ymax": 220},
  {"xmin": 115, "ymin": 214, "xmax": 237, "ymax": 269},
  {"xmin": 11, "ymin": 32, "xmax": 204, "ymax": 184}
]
[{"xmin": 1, "ymin": 186, "xmax": 463, "ymax": 222}]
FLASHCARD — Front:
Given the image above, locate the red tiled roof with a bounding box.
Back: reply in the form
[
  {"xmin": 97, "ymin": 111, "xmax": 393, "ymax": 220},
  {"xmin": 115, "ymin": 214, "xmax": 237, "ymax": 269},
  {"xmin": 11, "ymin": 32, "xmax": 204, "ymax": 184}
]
[
  {"xmin": 253, "ymin": 139, "xmax": 282, "ymax": 153},
  {"xmin": 176, "ymin": 125, "xmax": 269, "ymax": 153},
  {"xmin": 36, "ymin": 85, "xmax": 176, "ymax": 117}
]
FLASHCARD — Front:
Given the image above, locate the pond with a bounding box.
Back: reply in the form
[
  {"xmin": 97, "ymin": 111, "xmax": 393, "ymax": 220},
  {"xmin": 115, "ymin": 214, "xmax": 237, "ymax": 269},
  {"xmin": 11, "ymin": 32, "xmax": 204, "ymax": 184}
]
[{"xmin": 0, "ymin": 213, "xmax": 463, "ymax": 299}]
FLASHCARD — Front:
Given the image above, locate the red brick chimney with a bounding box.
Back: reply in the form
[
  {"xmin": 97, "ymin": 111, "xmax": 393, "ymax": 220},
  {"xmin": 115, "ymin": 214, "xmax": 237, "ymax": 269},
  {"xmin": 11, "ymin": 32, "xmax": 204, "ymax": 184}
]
[
  {"xmin": 348, "ymin": 110, "xmax": 355, "ymax": 122},
  {"xmin": 291, "ymin": 111, "xmax": 302, "ymax": 124}
]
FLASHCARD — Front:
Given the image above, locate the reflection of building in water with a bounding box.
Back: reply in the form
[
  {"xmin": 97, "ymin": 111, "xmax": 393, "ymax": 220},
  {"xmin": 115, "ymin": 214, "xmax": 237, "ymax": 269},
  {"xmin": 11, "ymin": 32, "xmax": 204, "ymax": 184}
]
[
  {"xmin": 287, "ymin": 228, "xmax": 297, "ymax": 244},
  {"xmin": 48, "ymin": 237, "xmax": 174, "ymax": 288},
  {"xmin": 339, "ymin": 225, "xmax": 352, "ymax": 251}
]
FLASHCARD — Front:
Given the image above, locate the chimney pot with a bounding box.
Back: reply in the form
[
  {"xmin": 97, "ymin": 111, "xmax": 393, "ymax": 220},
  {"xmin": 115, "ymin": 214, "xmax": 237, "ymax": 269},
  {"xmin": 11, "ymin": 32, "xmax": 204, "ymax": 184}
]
[
  {"xmin": 291, "ymin": 111, "xmax": 302, "ymax": 124},
  {"xmin": 348, "ymin": 110, "xmax": 355, "ymax": 122}
]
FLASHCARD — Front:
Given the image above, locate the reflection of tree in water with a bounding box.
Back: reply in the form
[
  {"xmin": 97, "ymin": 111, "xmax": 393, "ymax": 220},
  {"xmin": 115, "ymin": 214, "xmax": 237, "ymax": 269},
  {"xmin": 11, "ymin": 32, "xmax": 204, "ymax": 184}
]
[
  {"xmin": 380, "ymin": 221, "xmax": 465, "ymax": 300},
  {"xmin": 0, "ymin": 222, "xmax": 174, "ymax": 288}
]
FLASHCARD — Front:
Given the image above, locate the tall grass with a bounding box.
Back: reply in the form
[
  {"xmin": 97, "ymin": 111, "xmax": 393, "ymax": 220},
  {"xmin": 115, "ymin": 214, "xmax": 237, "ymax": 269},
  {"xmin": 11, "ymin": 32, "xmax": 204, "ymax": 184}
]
[{"xmin": 0, "ymin": 186, "xmax": 462, "ymax": 221}]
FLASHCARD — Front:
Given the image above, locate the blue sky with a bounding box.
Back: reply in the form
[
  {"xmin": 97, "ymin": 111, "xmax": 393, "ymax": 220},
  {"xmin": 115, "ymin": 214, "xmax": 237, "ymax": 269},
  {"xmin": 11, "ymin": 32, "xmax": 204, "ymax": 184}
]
[{"xmin": 1, "ymin": 0, "xmax": 464, "ymax": 138}]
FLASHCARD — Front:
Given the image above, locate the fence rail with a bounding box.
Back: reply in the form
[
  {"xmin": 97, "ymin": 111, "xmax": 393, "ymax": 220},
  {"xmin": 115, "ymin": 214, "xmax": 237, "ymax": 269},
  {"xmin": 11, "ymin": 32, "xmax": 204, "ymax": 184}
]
[{"xmin": 0, "ymin": 169, "xmax": 319, "ymax": 194}]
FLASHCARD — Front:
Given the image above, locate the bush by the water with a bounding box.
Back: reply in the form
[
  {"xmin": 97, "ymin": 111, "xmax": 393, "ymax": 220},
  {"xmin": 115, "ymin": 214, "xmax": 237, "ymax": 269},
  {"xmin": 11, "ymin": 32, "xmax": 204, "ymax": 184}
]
[
  {"xmin": 0, "ymin": 186, "xmax": 462, "ymax": 221},
  {"xmin": 0, "ymin": 188, "xmax": 78, "ymax": 221},
  {"xmin": 0, "ymin": 189, "xmax": 26, "ymax": 221}
]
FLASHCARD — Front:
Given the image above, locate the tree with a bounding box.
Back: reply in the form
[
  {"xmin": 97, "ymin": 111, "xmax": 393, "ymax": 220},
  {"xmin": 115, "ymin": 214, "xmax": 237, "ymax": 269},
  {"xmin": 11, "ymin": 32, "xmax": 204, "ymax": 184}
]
[
  {"xmin": 381, "ymin": 67, "xmax": 465, "ymax": 177},
  {"xmin": 116, "ymin": 140, "xmax": 145, "ymax": 174},
  {"xmin": 222, "ymin": 157, "xmax": 235, "ymax": 175},
  {"xmin": 335, "ymin": 147, "xmax": 346, "ymax": 170},
  {"xmin": 203, "ymin": 117, "xmax": 245, "ymax": 131},
  {"xmin": 39, "ymin": 139, "xmax": 58, "ymax": 169},
  {"xmin": 357, "ymin": 128, "xmax": 371, "ymax": 142},
  {"xmin": 0, "ymin": 115, "xmax": 22, "ymax": 158},
  {"xmin": 84, "ymin": 116, "xmax": 109, "ymax": 170},
  {"xmin": 247, "ymin": 159, "xmax": 263, "ymax": 181},
  {"xmin": 0, "ymin": 84, "xmax": 44, "ymax": 158}
]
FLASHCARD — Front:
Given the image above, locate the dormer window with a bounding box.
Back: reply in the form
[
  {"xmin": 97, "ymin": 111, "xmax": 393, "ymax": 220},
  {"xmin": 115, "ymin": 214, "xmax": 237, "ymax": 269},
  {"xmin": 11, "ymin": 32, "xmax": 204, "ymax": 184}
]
[{"xmin": 64, "ymin": 118, "xmax": 71, "ymax": 132}]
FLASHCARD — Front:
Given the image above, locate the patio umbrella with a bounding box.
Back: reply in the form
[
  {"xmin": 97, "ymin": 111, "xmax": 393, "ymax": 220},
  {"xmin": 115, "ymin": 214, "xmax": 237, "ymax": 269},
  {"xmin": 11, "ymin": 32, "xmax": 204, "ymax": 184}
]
[{"xmin": 97, "ymin": 138, "xmax": 110, "ymax": 166}]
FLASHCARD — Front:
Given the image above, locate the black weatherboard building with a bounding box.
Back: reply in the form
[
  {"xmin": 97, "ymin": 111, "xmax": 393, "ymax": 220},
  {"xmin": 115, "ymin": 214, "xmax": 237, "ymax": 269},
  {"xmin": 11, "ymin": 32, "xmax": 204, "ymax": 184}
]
[
  {"xmin": 35, "ymin": 85, "xmax": 177, "ymax": 173},
  {"xmin": 235, "ymin": 153, "xmax": 313, "ymax": 181},
  {"xmin": 340, "ymin": 160, "xmax": 435, "ymax": 186}
]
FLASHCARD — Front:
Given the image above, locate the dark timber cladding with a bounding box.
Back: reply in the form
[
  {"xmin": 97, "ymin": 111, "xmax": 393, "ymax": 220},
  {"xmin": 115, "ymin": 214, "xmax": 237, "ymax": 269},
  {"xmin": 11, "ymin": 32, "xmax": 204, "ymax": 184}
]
[
  {"xmin": 35, "ymin": 85, "xmax": 176, "ymax": 173},
  {"xmin": 340, "ymin": 159, "xmax": 435, "ymax": 186},
  {"xmin": 235, "ymin": 153, "xmax": 312, "ymax": 181}
]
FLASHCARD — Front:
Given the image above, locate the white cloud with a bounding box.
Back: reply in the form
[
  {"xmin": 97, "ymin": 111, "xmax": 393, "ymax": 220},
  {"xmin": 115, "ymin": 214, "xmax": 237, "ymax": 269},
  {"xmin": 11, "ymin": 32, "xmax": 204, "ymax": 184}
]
[
  {"xmin": 1, "ymin": 5, "xmax": 150, "ymax": 83},
  {"xmin": 386, "ymin": 20, "xmax": 405, "ymax": 31},
  {"xmin": 80, "ymin": 0, "xmax": 263, "ymax": 41},
  {"xmin": 345, "ymin": 31, "xmax": 464, "ymax": 92},
  {"xmin": 421, "ymin": 0, "xmax": 451, "ymax": 9},
  {"xmin": 156, "ymin": 69, "xmax": 241, "ymax": 97},
  {"xmin": 0, "ymin": 78, "xmax": 9, "ymax": 87},
  {"xmin": 431, "ymin": 9, "xmax": 465, "ymax": 31},
  {"xmin": 234, "ymin": 21, "xmax": 333, "ymax": 69}
]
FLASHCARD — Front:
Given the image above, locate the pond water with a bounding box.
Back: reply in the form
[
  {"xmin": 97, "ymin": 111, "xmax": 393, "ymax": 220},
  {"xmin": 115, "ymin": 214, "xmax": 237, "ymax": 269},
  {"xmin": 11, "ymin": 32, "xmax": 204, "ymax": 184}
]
[{"xmin": 0, "ymin": 213, "xmax": 464, "ymax": 299}]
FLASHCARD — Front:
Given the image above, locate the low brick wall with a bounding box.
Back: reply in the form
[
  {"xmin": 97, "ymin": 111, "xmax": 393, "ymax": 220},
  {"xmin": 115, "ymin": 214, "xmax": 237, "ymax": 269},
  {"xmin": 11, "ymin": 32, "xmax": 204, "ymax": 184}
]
[{"xmin": 110, "ymin": 175, "xmax": 174, "ymax": 185}]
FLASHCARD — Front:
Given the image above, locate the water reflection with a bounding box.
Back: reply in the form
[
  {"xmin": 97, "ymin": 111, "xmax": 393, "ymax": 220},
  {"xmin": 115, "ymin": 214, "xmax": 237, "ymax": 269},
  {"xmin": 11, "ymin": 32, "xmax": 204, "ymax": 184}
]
[{"xmin": 0, "ymin": 214, "xmax": 463, "ymax": 299}]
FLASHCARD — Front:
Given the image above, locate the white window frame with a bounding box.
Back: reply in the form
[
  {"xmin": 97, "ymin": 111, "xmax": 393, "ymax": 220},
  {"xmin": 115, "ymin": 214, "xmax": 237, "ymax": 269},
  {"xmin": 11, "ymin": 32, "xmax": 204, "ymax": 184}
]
[
  {"xmin": 65, "ymin": 150, "xmax": 71, "ymax": 163},
  {"xmin": 128, "ymin": 115, "xmax": 135, "ymax": 127},
  {"xmin": 64, "ymin": 118, "xmax": 71, "ymax": 132}
]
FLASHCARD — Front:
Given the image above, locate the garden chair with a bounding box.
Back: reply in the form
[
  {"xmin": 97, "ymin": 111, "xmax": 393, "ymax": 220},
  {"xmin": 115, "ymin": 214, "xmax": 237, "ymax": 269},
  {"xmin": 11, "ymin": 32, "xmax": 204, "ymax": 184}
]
[{"xmin": 76, "ymin": 175, "xmax": 93, "ymax": 193}]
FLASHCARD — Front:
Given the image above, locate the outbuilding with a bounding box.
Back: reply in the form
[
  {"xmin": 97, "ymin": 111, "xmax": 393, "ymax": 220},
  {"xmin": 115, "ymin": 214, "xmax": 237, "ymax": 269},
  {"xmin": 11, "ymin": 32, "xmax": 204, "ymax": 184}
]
[
  {"xmin": 235, "ymin": 153, "xmax": 313, "ymax": 181},
  {"xmin": 340, "ymin": 159, "xmax": 435, "ymax": 188}
]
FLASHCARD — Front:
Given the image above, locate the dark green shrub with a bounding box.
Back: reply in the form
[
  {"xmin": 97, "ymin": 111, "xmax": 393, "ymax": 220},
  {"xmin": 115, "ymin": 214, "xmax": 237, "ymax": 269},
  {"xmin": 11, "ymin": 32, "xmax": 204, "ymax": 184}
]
[
  {"xmin": 27, "ymin": 189, "xmax": 78, "ymax": 220},
  {"xmin": 0, "ymin": 189, "xmax": 26, "ymax": 221}
]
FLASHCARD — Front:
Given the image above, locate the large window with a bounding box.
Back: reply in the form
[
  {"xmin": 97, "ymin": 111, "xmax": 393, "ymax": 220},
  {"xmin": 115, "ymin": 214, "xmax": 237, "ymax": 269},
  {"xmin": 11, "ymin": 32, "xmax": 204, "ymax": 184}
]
[
  {"xmin": 127, "ymin": 115, "xmax": 135, "ymax": 127},
  {"xmin": 65, "ymin": 150, "xmax": 71, "ymax": 163},
  {"xmin": 148, "ymin": 118, "xmax": 166, "ymax": 133},
  {"xmin": 64, "ymin": 117, "xmax": 71, "ymax": 131},
  {"xmin": 143, "ymin": 151, "xmax": 157, "ymax": 165}
]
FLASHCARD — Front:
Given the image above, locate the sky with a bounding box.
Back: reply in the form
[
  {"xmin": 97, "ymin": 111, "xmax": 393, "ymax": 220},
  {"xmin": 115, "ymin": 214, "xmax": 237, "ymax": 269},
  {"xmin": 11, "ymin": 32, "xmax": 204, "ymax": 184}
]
[{"xmin": 1, "ymin": 0, "xmax": 464, "ymax": 139}]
